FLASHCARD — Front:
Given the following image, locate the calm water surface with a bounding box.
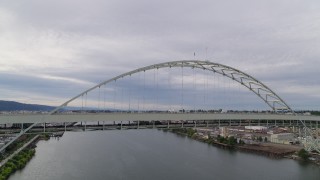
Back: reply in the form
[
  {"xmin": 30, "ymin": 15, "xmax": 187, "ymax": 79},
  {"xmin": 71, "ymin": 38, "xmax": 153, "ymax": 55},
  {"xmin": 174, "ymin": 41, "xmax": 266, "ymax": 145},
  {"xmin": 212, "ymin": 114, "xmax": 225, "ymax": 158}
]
[{"xmin": 9, "ymin": 130, "xmax": 320, "ymax": 180}]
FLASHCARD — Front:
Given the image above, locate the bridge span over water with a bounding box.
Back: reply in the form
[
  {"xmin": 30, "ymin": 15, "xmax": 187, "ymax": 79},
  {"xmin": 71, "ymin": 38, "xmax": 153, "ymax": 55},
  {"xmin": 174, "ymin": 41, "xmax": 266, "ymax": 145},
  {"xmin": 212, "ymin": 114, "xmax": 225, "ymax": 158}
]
[
  {"xmin": 0, "ymin": 112, "xmax": 320, "ymax": 124},
  {"xmin": 0, "ymin": 60, "xmax": 319, "ymax": 153}
]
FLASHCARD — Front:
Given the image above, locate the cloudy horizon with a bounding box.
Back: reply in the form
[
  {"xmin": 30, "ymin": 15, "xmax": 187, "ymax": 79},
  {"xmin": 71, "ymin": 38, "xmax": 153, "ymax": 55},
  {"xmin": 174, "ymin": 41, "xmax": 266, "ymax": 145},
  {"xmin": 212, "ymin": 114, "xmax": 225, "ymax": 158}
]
[{"xmin": 1, "ymin": 0, "xmax": 320, "ymax": 110}]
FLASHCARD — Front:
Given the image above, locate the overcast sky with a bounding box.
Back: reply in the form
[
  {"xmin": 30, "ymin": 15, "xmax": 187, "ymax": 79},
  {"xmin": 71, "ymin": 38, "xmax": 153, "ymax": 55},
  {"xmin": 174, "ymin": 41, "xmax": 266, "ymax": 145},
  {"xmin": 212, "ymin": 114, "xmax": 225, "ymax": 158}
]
[{"xmin": 0, "ymin": 0, "xmax": 320, "ymax": 110}]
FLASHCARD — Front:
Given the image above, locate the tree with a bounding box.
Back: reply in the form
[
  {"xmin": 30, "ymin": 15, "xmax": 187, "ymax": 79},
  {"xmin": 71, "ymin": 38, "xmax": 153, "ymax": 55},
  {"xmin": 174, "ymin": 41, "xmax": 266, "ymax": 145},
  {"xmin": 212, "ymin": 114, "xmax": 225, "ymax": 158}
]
[
  {"xmin": 298, "ymin": 149, "xmax": 310, "ymax": 160},
  {"xmin": 239, "ymin": 139, "xmax": 245, "ymax": 145},
  {"xmin": 186, "ymin": 128, "xmax": 197, "ymax": 137},
  {"xmin": 228, "ymin": 136, "xmax": 237, "ymax": 146},
  {"xmin": 217, "ymin": 135, "xmax": 225, "ymax": 143}
]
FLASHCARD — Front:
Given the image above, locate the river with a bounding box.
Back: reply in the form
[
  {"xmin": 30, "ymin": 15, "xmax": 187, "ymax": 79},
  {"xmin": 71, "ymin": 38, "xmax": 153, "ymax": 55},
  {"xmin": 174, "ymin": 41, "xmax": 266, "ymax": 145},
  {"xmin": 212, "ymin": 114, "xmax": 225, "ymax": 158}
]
[{"xmin": 9, "ymin": 129, "xmax": 320, "ymax": 180}]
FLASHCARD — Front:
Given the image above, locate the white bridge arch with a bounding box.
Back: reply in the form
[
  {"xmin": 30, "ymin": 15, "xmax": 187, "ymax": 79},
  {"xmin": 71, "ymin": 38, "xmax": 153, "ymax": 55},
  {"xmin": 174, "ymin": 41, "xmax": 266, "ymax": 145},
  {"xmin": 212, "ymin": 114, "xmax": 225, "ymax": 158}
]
[
  {"xmin": 1, "ymin": 60, "xmax": 319, "ymax": 153},
  {"xmin": 59, "ymin": 60, "xmax": 292, "ymax": 113}
]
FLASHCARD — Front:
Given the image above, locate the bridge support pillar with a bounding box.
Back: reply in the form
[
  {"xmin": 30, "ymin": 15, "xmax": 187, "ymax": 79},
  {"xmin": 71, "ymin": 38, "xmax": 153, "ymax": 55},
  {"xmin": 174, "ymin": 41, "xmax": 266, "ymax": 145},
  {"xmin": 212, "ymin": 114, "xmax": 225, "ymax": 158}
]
[
  {"xmin": 229, "ymin": 120, "xmax": 231, "ymax": 127},
  {"xmin": 64, "ymin": 122, "xmax": 66, "ymax": 132},
  {"xmin": 181, "ymin": 121, "xmax": 184, "ymax": 128},
  {"xmin": 84, "ymin": 122, "xmax": 86, "ymax": 131},
  {"xmin": 103, "ymin": 121, "xmax": 105, "ymax": 130},
  {"xmin": 206, "ymin": 121, "xmax": 209, "ymax": 127},
  {"xmin": 21, "ymin": 123, "xmax": 23, "ymax": 133},
  {"xmin": 266, "ymin": 120, "xmax": 268, "ymax": 127},
  {"xmin": 194, "ymin": 121, "xmax": 196, "ymax": 128},
  {"xmin": 298, "ymin": 127, "xmax": 301, "ymax": 137},
  {"xmin": 258, "ymin": 120, "xmax": 260, "ymax": 126},
  {"xmin": 121, "ymin": 121, "xmax": 123, "ymax": 130},
  {"xmin": 275, "ymin": 120, "xmax": 276, "ymax": 126},
  {"xmin": 137, "ymin": 121, "xmax": 139, "ymax": 129},
  {"xmin": 239, "ymin": 120, "xmax": 241, "ymax": 127},
  {"xmin": 218, "ymin": 120, "xmax": 220, "ymax": 128},
  {"xmin": 283, "ymin": 120, "xmax": 285, "ymax": 127},
  {"xmin": 167, "ymin": 121, "xmax": 170, "ymax": 129},
  {"xmin": 43, "ymin": 123, "xmax": 46, "ymax": 133},
  {"xmin": 153, "ymin": 120, "xmax": 155, "ymax": 129},
  {"xmin": 290, "ymin": 120, "xmax": 292, "ymax": 126}
]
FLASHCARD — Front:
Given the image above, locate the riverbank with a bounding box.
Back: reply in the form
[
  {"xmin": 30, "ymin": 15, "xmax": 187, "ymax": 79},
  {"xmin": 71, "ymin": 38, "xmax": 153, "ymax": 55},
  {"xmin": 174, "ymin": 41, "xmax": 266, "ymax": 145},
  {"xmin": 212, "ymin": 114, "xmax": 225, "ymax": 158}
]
[
  {"xmin": 167, "ymin": 128, "xmax": 320, "ymax": 166},
  {"xmin": 0, "ymin": 134, "xmax": 37, "ymax": 163},
  {"xmin": 0, "ymin": 149, "xmax": 35, "ymax": 180},
  {"xmin": 0, "ymin": 133, "xmax": 51, "ymax": 180},
  {"xmin": 237, "ymin": 143, "xmax": 298, "ymax": 158},
  {"xmin": 0, "ymin": 135, "xmax": 39, "ymax": 168}
]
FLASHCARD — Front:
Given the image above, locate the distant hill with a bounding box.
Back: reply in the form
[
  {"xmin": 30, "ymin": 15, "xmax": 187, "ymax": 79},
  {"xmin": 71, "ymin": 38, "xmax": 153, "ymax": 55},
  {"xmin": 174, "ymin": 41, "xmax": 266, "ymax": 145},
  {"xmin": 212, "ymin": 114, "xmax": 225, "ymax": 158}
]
[{"xmin": 0, "ymin": 100, "xmax": 55, "ymax": 111}]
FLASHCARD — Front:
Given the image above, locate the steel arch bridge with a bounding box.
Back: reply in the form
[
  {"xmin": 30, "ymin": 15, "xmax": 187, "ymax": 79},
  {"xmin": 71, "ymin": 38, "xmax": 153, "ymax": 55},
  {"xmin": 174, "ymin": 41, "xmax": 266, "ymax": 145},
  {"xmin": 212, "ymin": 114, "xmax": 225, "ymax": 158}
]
[{"xmin": 0, "ymin": 60, "xmax": 319, "ymax": 152}]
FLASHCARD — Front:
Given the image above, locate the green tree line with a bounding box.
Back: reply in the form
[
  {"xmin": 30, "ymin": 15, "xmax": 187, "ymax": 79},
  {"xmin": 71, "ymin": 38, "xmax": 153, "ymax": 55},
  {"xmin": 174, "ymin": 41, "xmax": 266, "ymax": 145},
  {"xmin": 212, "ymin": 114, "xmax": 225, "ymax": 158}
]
[{"xmin": 0, "ymin": 149, "xmax": 35, "ymax": 180}]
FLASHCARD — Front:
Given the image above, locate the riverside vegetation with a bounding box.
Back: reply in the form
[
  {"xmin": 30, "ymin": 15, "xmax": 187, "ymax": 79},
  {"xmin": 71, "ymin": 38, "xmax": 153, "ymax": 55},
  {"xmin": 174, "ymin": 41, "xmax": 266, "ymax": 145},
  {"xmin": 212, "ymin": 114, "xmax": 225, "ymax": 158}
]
[
  {"xmin": 170, "ymin": 128, "xmax": 242, "ymax": 147},
  {"xmin": 0, "ymin": 149, "xmax": 35, "ymax": 180},
  {"xmin": 0, "ymin": 133, "xmax": 50, "ymax": 180},
  {"xmin": 169, "ymin": 128, "xmax": 316, "ymax": 163},
  {"xmin": 0, "ymin": 135, "xmax": 36, "ymax": 162}
]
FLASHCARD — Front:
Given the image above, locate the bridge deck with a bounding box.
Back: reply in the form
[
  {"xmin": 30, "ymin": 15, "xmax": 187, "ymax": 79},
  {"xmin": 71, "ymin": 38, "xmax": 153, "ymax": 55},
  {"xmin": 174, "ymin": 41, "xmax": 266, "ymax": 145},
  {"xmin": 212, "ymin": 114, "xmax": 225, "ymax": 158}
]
[{"xmin": 0, "ymin": 113, "xmax": 319, "ymax": 123}]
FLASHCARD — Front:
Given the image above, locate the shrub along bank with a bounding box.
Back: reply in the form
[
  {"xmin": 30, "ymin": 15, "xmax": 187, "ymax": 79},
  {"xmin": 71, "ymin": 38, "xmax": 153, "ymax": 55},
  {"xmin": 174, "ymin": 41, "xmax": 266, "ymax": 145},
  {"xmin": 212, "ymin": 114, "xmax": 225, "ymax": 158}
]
[{"xmin": 0, "ymin": 149, "xmax": 35, "ymax": 180}]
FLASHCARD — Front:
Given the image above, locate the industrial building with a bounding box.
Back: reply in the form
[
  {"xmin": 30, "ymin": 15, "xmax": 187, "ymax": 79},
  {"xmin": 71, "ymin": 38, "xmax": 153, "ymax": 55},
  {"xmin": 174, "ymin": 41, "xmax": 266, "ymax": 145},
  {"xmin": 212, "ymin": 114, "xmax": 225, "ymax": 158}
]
[{"xmin": 270, "ymin": 133, "xmax": 295, "ymax": 144}]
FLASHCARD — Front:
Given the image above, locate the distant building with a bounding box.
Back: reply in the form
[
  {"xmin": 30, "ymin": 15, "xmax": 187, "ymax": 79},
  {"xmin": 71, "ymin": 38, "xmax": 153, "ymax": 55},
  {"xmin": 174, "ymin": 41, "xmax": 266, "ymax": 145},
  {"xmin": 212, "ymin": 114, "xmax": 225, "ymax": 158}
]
[
  {"xmin": 220, "ymin": 127, "xmax": 228, "ymax": 137},
  {"xmin": 245, "ymin": 126, "xmax": 267, "ymax": 133},
  {"xmin": 270, "ymin": 133, "xmax": 294, "ymax": 144},
  {"xmin": 245, "ymin": 126, "xmax": 267, "ymax": 131}
]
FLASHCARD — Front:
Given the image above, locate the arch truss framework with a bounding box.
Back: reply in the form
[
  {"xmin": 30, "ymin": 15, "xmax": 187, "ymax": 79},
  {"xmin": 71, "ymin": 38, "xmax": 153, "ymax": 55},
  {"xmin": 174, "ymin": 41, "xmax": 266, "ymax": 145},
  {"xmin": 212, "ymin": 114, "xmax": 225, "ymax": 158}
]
[
  {"xmin": 60, "ymin": 60, "xmax": 292, "ymax": 112},
  {"xmin": 0, "ymin": 60, "xmax": 319, "ymax": 153}
]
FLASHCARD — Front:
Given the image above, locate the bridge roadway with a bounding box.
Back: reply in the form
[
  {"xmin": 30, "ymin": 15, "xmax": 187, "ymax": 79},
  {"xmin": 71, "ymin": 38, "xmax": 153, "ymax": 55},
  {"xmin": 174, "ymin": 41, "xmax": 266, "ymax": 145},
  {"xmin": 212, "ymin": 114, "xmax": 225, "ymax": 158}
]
[{"xmin": 0, "ymin": 112, "xmax": 319, "ymax": 124}]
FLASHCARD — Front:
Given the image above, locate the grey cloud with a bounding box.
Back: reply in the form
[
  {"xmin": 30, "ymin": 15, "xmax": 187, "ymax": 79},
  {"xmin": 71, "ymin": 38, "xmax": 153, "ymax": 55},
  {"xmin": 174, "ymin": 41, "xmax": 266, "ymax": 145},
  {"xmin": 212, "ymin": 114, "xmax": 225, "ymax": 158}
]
[{"xmin": 0, "ymin": 0, "xmax": 320, "ymax": 110}]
